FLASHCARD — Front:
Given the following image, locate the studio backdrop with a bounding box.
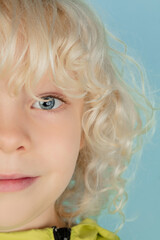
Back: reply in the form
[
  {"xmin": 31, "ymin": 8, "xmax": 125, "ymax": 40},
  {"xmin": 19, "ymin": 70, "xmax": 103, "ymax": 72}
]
[{"xmin": 86, "ymin": 1, "xmax": 160, "ymax": 240}]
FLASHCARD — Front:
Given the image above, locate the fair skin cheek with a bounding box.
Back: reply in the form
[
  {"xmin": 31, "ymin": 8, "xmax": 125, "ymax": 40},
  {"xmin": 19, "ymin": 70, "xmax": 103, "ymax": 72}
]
[{"xmin": 0, "ymin": 72, "xmax": 84, "ymax": 232}]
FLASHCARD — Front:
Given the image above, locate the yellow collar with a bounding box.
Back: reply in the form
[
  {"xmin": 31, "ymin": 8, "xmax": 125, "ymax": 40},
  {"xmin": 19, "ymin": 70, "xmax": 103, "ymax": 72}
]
[{"xmin": 0, "ymin": 218, "xmax": 120, "ymax": 240}]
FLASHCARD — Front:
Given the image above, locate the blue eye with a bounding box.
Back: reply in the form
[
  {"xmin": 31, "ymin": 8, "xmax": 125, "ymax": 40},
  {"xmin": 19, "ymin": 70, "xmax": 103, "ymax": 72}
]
[{"xmin": 32, "ymin": 95, "xmax": 65, "ymax": 111}]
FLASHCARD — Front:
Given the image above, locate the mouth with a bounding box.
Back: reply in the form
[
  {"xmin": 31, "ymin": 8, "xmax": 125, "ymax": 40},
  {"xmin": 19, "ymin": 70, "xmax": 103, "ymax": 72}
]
[
  {"xmin": 0, "ymin": 174, "xmax": 40, "ymax": 192},
  {"xmin": 0, "ymin": 174, "xmax": 37, "ymax": 180}
]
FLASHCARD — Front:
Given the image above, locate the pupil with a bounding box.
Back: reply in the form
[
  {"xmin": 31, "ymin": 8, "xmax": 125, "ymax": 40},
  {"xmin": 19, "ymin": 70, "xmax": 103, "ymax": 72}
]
[{"xmin": 40, "ymin": 97, "xmax": 55, "ymax": 110}]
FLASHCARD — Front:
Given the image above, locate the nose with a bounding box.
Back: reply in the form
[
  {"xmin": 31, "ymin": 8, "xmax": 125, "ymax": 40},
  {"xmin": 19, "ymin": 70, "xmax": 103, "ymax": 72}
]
[
  {"xmin": 0, "ymin": 125, "xmax": 30, "ymax": 154},
  {"xmin": 0, "ymin": 131, "xmax": 23, "ymax": 154},
  {"xmin": 0, "ymin": 112, "xmax": 30, "ymax": 154},
  {"xmin": 0, "ymin": 89, "xmax": 30, "ymax": 154}
]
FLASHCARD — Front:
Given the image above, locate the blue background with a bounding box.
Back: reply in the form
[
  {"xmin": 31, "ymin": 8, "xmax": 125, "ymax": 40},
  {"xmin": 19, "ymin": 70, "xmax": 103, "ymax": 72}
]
[{"xmin": 86, "ymin": 1, "xmax": 160, "ymax": 239}]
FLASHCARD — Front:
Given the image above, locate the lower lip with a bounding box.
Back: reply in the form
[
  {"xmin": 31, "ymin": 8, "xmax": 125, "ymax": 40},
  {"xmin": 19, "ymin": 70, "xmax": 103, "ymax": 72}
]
[{"xmin": 0, "ymin": 177, "xmax": 39, "ymax": 192}]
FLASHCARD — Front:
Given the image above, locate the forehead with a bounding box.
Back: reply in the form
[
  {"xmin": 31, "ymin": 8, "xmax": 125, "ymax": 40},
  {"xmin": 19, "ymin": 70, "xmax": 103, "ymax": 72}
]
[
  {"xmin": 0, "ymin": 27, "xmax": 85, "ymax": 99},
  {"xmin": 0, "ymin": 70, "xmax": 58, "ymax": 95},
  {"xmin": 0, "ymin": 68, "xmax": 84, "ymax": 105},
  {"xmin": 32, "ymin": 69, "xmax": 59, "ymax": 91}
]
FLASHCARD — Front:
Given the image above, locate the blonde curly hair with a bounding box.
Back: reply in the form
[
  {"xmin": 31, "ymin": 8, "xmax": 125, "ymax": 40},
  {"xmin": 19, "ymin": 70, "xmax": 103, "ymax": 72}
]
[{"xmin": 0, "ymin": 0, "xmax": 158, "ymax": 234}]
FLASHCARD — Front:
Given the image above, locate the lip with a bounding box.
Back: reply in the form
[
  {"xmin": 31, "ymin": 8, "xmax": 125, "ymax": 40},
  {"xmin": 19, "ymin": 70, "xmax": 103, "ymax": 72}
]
[
  {"xmin": 0, "ymin": 174, "xmax": 36, "ymax": 180},
  {"xmin": 0, "ymin": 176, "xmax": 39, "ymax": 192}
]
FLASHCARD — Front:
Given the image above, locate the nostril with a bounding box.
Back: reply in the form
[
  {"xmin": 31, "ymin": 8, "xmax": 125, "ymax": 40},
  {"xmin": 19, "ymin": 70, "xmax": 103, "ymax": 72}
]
[{"xmin": 17, "ymin": 146, "xmax": 24, "ymax": 150}]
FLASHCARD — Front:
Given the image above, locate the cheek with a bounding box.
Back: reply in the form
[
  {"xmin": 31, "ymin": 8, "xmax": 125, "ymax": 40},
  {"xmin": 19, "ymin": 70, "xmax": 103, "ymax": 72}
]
[
  {"xmin": 32, "ymin": 111, "xmax": 82, "ymax": 173},
  {"xmin": 49, "ymin": 124, "xmax": 80, "ymax": 170}
]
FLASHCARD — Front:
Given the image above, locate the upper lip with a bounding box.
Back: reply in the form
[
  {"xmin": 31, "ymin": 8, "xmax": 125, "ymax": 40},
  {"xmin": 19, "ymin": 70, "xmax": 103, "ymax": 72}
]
[{"xmin": 0, "ymin": 174, "xmax": 35, "ymax": 180}]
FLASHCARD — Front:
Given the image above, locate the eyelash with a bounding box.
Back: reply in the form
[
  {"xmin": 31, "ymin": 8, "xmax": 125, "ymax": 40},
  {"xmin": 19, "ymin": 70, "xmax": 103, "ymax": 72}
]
[{"xmin": 32, "ymin": 94, "xmax": 68, "ymax": 114}]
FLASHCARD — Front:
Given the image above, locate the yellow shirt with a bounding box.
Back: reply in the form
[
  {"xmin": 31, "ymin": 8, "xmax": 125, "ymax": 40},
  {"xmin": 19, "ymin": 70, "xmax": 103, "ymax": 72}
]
[{"xmin": 0, "ymin": 218, "xmax": 120, "ymax": 240}]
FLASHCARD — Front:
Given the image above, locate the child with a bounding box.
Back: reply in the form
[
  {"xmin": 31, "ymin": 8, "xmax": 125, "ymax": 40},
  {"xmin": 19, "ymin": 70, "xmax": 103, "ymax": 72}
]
[{"xmin": 0, "ymin": 0, "xmax": 157, "ymax": 239}]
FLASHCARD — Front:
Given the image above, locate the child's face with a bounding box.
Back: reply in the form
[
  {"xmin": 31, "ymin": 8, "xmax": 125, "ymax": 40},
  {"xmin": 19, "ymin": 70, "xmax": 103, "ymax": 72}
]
[{"xmin": 0, "ymin": 70, "xmax": 84, "ymax": 231}]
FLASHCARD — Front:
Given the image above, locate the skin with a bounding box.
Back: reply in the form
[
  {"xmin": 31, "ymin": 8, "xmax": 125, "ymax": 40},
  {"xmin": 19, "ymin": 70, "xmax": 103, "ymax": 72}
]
[{"xmin": 0, "ymin": 69, "xmax": 84, "ymax": 232}]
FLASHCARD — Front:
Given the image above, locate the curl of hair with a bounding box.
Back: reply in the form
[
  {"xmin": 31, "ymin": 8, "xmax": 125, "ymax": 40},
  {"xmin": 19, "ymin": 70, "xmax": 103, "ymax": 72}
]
[{"xmin": 0, "ymin": 0, "xmax": 159, "ymax": 234}]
